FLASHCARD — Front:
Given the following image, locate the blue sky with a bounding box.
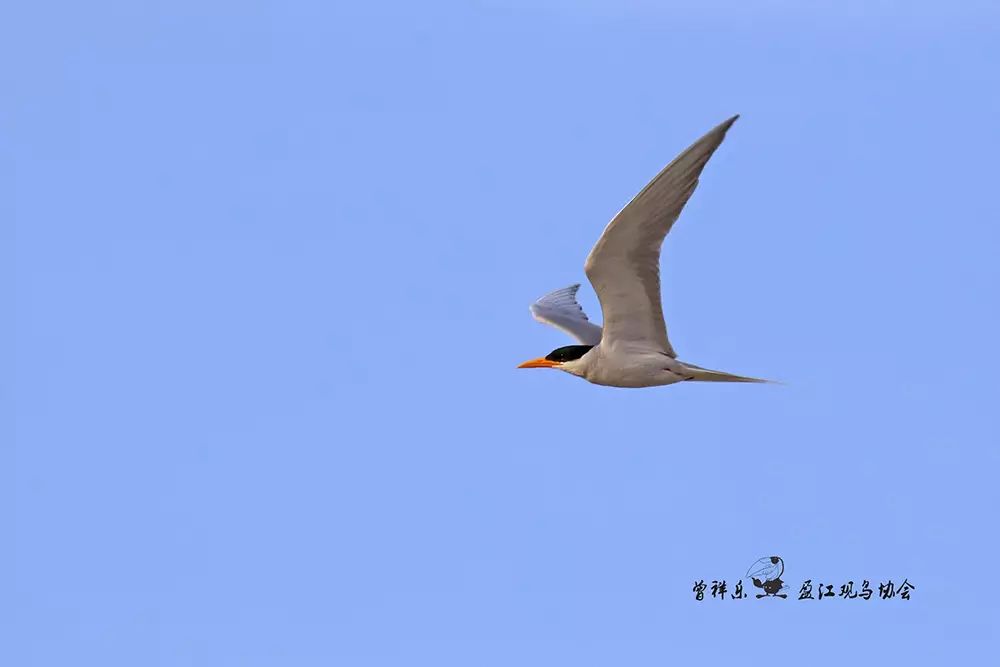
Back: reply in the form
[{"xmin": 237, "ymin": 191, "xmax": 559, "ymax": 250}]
[{"xmin": 8, "ymin": 1, "xmax": 1000, "ymax": 664}]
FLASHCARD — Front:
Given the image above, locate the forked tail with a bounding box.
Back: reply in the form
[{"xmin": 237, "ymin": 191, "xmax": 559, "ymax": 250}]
[{"xmin": 680, "ymin": 362, "xmax": 775, "ymax": 384}]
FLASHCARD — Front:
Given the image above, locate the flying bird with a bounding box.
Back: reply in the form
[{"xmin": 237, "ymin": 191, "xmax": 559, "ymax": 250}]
[{"xmin": 518, "ymin": 115, "xmax": 771, "ymax": 388}]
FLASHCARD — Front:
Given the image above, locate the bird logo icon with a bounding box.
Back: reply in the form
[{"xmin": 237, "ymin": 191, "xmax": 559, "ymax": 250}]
[{"xmin": 746, "ymin": 556, "xmax": 788, "ymax": 599}]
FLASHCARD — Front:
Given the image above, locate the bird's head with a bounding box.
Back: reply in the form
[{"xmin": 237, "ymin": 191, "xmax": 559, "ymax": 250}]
[{"xmin": 517, "ymin": 344, "xmax": 594, "ymax": 376}]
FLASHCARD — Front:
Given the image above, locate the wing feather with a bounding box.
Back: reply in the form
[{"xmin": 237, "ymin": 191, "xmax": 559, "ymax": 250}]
[
  {"xmin": 584, "ymin": 115, "xmax": 739, "ymax": 357},
  {"xmin": 529, "ymin": 284, "xmax": 603, "ymax": 345}
]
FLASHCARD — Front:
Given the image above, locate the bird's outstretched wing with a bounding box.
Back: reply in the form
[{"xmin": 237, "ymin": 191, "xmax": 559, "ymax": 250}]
[
  {"xmin": 529, "ymin": 284, "xmax": 603, "ymax": 345},
  {"xmin": 584, "ymin": 115, "xmax": 739, "ymax": 358}
]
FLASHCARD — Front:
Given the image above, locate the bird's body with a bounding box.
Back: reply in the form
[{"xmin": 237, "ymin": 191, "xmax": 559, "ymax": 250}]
[
  {"xmin": 545, "ymin": 343, "xmax": 684, "ymax": 388},
  {"xmin": 518, "ymin": 115, "xmax": 772, "ymax": 388},
  {"xmin": 536, "ymin": 339, "xmax": 765, "ymax": 388}
]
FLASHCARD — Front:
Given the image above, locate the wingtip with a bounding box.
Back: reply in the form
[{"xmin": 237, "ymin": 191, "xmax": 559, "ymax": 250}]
[{"xmin": 705, "ymin": 114, "xmax": 740, "ymax": 139}]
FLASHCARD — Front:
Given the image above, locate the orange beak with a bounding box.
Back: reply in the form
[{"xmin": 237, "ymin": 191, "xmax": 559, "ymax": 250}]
[{"xmin": 517, "ymin": 357, "xmax": 560, "ymax": 369}]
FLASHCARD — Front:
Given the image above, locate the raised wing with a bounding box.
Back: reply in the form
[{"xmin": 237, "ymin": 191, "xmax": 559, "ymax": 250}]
[
  {"xmin": 529, "ymin": 284, "xmax": 603, "ymax": 345},
  {"xmin": 584, "ymin": 115, "xmax": 739, "ymax": 357}
]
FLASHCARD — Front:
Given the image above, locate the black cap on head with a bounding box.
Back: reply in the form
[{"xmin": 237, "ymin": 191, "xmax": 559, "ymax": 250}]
[{"xmin": 544, "ymin": 345, "xmax": 594, "ymax": 363}]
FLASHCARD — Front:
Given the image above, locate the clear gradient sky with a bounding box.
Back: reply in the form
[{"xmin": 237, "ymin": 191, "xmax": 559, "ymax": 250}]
[{"xmin": 8, "ymin": 1, "xmax": 1000, "ymax": 665}]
